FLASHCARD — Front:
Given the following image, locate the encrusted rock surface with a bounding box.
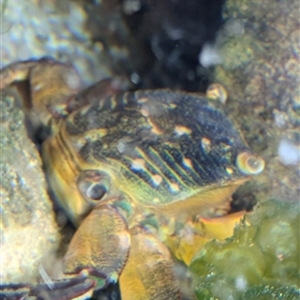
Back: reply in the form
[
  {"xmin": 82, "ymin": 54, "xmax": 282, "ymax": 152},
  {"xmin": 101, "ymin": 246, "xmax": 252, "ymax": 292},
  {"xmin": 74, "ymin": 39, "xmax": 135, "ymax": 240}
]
[
  {"xmin": 1, "ymin": 0, "xmax": 113, "ymax": 85},
  {"xmin": 213, "ymin": 0, "xmax": 300, "ymax": 202},
  {"xmin": 0, "ymin": 88, "xmax": 60, "ymax": 284}
]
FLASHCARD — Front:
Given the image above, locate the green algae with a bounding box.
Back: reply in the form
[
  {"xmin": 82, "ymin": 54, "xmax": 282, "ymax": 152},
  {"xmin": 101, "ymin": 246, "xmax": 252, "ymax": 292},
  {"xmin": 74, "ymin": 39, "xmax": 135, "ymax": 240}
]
[{"xmin": 190, "ymin": 200, "xmax": 300, "ymax": 299}]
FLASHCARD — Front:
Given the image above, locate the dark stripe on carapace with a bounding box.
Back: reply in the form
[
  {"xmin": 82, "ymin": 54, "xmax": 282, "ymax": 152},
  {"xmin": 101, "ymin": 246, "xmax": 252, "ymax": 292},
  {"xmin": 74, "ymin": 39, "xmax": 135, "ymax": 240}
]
[
  {"xmin": 157, "ymin": 147, "xmax": 200, "ymax": 186},
  {"xmin": 146, "ymin": 146, "xmax": 191, "ymax": 189},
  {"xmin": 134, "ymin": 147, "xmax": 178, "ymax": 188},
  {"xmin": 163, "ymin": 143, "xmax": 205, "ymax": 186}
]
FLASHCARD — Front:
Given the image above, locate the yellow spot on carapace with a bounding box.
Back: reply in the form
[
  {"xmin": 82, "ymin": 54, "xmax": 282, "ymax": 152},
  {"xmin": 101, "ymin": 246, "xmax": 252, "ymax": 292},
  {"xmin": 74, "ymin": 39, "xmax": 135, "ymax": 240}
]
[
  {"xmin": 137, "ymin": 97, "xmax": 148, "ymax": 103},
  {"xmin": 182, "ymin": 157, "xmax": 193, "ymax": 169},
  {"xmin": 201, "ymin": 137, "xmax": 211, "ymax": 152},
  {"xmin": 169, "ymin": 103, "xmax": 177, "ymax": 109},
  {"xmin": 140, "ymin": 107, "xmax": 149, "ymax": 117},
  {"xmin": 174, "ymin": 125, "xmax": 192, "ymax": 136},
  {"xmin": 147, "ymin": 118, "xmax": 163, "ymax": 135},
  {"xmin": 169, "ymin": 182, "xmax": 180, "ymax": 193},
  {"xmin": 131, "ymin": 158, "xmax": 146, "ymax": 171},
  {"xmin": 151, "ymin": 174, "xmax": 163, "ymax": 186},
  {"xmin": 226, "ymin": 167, "xmax": 233, "ymax": 174}
]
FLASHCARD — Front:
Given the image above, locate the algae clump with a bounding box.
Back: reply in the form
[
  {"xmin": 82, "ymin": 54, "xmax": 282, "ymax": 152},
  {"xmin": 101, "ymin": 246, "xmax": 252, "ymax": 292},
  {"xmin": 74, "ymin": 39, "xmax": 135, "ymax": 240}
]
[{"xmin": 190, "ymin": 200, "xmax": 300, "ymax": 299}]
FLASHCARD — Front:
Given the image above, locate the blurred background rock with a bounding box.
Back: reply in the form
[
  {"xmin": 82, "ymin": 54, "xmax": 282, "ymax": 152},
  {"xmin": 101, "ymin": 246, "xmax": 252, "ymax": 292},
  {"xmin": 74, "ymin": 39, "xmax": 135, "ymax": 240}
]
[{"xmin": 1, "ymin": 0, "xmax": 225, "ymax": 89}]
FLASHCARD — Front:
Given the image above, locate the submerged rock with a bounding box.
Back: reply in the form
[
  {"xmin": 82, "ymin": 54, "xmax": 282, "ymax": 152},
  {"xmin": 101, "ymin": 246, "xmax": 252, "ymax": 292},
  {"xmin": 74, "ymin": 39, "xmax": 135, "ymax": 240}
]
[
  {"xmin": 212, "ymin": 0, "xmax": 300, "ymax": 202},
  {"xmin": 0, "ymin": 88, "xmax": 60, "ymax": 284}
]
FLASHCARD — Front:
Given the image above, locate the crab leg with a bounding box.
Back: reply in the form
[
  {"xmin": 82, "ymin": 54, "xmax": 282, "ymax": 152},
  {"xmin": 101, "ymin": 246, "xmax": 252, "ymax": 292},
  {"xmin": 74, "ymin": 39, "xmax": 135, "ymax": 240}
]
[
  {"xmin": 64, "ymin": 203, "xmax": 181, "ymax": 299},
  {"xmin": 63, "ymin": 204, "xmax": 130, "ymax": 288},
  {"xmin": 0, "ymin": 277, "xmax": 96, "ymax": 300},
  {"xmin": 31, "ymin": 277, "xmax": 96, "ymax": 300},
  {"xmin": 0, "ymin": 58, "xmax": 132, "ymax": 125},
  {"xmin": 0, "ymin": 60, "xmax": 41, "ymax": 89},
  {"xmin": 119, "ymin": 227, "xmax": 181, "ymax": 300},
  {"xmin": 0, "ymin": 58, "xmax": 82, "ymax": 126}
]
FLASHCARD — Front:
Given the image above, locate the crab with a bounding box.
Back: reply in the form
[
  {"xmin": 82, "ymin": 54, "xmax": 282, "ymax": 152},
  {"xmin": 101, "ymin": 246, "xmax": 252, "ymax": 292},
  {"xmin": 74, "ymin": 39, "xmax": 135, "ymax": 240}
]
[{"xmin": 0, "ymin": 58, "xmax": 265, "ymax": 300}]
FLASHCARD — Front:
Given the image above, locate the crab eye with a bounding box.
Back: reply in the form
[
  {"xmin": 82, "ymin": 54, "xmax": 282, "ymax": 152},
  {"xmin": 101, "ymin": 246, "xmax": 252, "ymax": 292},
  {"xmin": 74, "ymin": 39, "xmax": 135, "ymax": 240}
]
[
  {"xmin": 236, "ymin": 152, "xmax": 265, "ymax": 175},
  {"xmin": 86, "ymin": 184, "xmax": 106, "ymax": 201},
  {"xmin": 77, "ymin": 170, "xmax": 109, "ymax": 203}
]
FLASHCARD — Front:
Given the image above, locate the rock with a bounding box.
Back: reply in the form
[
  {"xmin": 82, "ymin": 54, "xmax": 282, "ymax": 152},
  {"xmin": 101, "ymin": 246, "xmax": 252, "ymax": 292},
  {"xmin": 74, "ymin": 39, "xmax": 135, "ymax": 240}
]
[
  {"xmin": 213, "ymin": 0, "xmax": 300, "ymax": 202},
  {"xmin": 0, "ymin": 88, "xmax": 60, "ymax": 284}
]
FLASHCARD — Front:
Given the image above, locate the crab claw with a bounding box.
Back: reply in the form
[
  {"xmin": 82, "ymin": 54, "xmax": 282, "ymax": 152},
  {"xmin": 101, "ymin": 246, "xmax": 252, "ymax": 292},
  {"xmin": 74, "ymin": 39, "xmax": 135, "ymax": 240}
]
[
  {"xmin": 0, "ymin": 283, "xmax": 30, "ymax": 300},
  {"xmin": 63, "ymin": 204, "xmax": 131, "ymax": 288},
  {"xmin": 31, "ymin": 277, "xmax": 96, "ymax": 300},
  {"xmin": 166, "ymin": 211, "xmax": 246, "ymax": 266},
  {"xmin": 119, "ymin": 227, "xmax": 181, "ymax": 300},
  {"xmin": 0, "ymin": 277, "xmax": 95, "ymax": 300},
  {"xmin": 63, "ymin": 204, "xmax": 181, "ymax": 299}
]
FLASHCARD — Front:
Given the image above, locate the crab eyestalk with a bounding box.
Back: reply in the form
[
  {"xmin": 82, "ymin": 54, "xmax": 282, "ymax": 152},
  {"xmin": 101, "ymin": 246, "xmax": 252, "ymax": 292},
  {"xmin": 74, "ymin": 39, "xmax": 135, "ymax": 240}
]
[
  {"xmin": 206, "ymin": 83, "xmax": 228, "ymax": 104},
  {"xmin": 236, "ymin": 152, "xmax": 265, "ymax": 175}
]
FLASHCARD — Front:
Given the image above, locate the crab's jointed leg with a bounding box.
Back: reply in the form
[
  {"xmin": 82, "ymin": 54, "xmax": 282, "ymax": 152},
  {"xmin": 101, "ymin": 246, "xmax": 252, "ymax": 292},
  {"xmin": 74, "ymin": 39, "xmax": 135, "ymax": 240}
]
[
  {"xmin": 64, "ymin": 203, "xmax": 181, "ymax": 299},
  {"xmin": 0, "ymin": 277, "xmax": 96, "ymax": 300},
  {"xmin": 0, "ymin": 58, "xmax": 131, "ymax": 125},
  {"xmin": 64, "ymin": 204, "xmax": 130, "ymax": 286},
  {"xmin": 0, "ymin": 58, "xmax": 82, "ymax": 125},
  {"xmin": 166, "ymin": 211, "xmax": 246, "ymax": 266},
  {"xmin": 119, "ymin": 227, "xmax": 181, "ymax": 300}
]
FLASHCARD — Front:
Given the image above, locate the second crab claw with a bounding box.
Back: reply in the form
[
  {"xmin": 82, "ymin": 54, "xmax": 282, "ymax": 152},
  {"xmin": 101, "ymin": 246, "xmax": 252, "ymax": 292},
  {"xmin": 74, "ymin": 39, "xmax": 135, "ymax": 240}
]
[{"xmin": 0, "ymin": 276, "xmax": 96, "ymax": 300}]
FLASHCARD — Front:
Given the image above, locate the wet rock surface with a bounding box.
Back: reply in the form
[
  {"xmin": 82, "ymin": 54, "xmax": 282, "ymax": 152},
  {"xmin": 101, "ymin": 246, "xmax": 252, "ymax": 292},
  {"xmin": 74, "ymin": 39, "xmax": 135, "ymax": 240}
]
[
  {"xmin": 0, "ymin": 88, "xmax": 60, "ymax": 284},
  {"xmin": 213, "ymin": 0, "xmax": 300, "ymax": 203},
  {"xmin": 1, "ymin": 0, "xmax": 113, "ymax": 85}
]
